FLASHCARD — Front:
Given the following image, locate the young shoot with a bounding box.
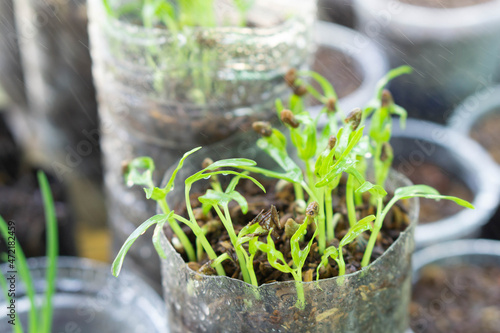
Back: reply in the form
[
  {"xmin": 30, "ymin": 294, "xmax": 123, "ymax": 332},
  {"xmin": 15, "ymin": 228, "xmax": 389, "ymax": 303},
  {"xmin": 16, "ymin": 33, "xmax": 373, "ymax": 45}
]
[{"xmin": 0, "ymin": 172, "xmax": 58, "ymax": 333}]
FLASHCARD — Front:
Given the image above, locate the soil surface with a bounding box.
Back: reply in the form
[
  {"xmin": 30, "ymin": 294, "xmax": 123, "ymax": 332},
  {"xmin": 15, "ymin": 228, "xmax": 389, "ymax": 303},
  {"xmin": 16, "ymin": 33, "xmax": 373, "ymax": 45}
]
[
  {"xmin": 395, "ymin": 162, "xmax": 474, "ymax": 223},
  {"xmin": 470, "ymin": 109, "xmax": 500, "ymax": 165},
  {"xmin": 310, "ymin": 47, "xmax": 363, "ymax": 106},
  {"xmin": 166, "ymin": 175, "xmax": 410, "ymax": 285},
  {"xmin": 410, "ymin": 263, "xmax": 500, "ymax": 333},
  {"xmin": 399, "ymin": 0, "xmax": 492, "ymax": 8}
]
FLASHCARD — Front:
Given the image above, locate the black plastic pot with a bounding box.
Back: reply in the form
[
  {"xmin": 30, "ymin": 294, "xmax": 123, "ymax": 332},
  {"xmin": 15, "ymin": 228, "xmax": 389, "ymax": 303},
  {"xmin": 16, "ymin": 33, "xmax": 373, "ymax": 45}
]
[
  {"xmin": 0, "ymin": 257, "xmax": 166, "ymax": 333},
  {"xmin": 390, "ymin": 119, "xmax": 500, "ymax": 247}
]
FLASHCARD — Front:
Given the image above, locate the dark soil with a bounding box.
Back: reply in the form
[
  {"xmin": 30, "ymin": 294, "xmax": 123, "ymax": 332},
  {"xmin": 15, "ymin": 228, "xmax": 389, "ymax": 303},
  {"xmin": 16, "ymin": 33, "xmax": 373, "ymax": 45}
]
[
  {"xmin": 395, "ymin": 162, "xmax": 474, "ymax": 223},
  {"xmin": 399, "ymin": 0, "xmax": 492, "ymax": 8},
  {"xmin": 166, "ymin": 176, "xmax": 410, "ymax": 285},
  {"xmin": 310, "ymin": 47, "xmax": 363, "ymax": 106},
  {"xmin": 410, "ymin": 263, "xmax": 500, "ymax": 333},
  {"xmin": 470, "ymin": 110, "xmax": 500, "ymax": 165},
  {"xmin": 0, "ymin": 114, "xmax": 76, "ymax": 258}
]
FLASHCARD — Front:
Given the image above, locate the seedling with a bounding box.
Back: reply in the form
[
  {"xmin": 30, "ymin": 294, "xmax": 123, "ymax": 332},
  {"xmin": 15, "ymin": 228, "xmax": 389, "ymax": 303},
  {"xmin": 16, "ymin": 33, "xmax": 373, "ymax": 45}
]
[
  {"xmin": 112, "ymin": 66, "xmax": 474, "ymax": 310},
  {"xmin": 0, "ymin": 172, "xmax": 58, "ymax": 333}
]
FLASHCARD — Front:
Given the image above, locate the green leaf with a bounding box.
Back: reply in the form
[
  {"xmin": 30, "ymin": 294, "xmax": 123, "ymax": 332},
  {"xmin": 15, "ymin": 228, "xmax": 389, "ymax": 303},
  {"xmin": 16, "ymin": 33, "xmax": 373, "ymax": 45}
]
[
  {"xmin": 162, "ymin": 146, "xmax": 202, "ymax": 194},
  {"xmin": 203, "ymin": 158, "xmax": 257, "ymax": 170},
  {"xmin": 124, "ymin": 157, "xmax": 155, "ymax": 188},
  {"xmin": 198, "ymin": 189, "xmax": 249, "ymax": 214},
  {"xmin": 375, "ymin": 66, "xmax": 413, "ymax": 100},
  {"xmin": 339, "ymin": 215, "xmax": 375, "ymax": 248},
  {"xmin": 112, "ymin": 213, "xmax": 173, "ymax": 276},
  {"xmin": 316, "ymin": 246, "xmax": 339, "ymax": 281},
  {"xmin": 189, "ymin": 170, "xmax": 265, "ymax": 193},
  {"xmin": 298, "ymin": 70, "xmax": 338, "ymax": 99},
  {"xmin": 152, "ymin": 218, "xmax": 169, "ymax": 259},
  {"xmin": 145, "ymin": 187, "xmax": 166, "ymax": 200},
  {"xmin": 265, "ymin": 232, "xmax": 294, "ymax": 274},
  {"xmin": 355, "ymin": 180, "xmax": 388, "ymax": 199}
]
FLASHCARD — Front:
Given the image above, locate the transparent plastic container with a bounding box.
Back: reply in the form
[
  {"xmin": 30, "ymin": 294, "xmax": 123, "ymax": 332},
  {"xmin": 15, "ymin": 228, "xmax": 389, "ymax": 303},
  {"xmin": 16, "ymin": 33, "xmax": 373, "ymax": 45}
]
[
  {"xmin": 159, "ymin": 138, "xmax": 419, "ymax": 332},
  {"xmin": 0, "ymin": 257, "xmax": 166, "ymax": 333},
  {"xmin": 14, "ymin": 0, "xmax": 100, "ymax": 180},
  {"xmin": 89, "ymin": 0, "xmax": 317, "ymax": 286}
]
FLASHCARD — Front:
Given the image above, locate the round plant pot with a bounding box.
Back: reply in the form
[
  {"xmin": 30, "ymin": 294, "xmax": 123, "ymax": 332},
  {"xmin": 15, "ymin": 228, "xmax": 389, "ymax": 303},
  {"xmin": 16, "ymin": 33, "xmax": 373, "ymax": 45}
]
[
  {"xmin": 13, "ymin": 0, "xmax": 101, "ymax": 181},
  {"xmin": 0, "ymin": 0, "xmax": 26, "ymax": 107},
  {"xmin": 390, "ymin": 119, "xmax": 500, "ymax": 247},
  {"xmin": 409, "ymin": 239, "xmax": 500, "ymax": 333},
  {"xmin": 352, "ymin": 0, "xmax": 500, "ymax": 123},
  {"xmin": 318, "ymin": 0, "xmax": 356, "ymax": 28},
  {"xmin": 448, "ymin": 85, "xmax": 500, "ymax": 240},
  {"xmin": 310, "ymin": 22, "xmax": 388, "ymax": 118},
  {"xmin": 0, "ymin": 257, "xmax": 166, "ymax": 333},
  {"xmin": 158, "ymin": 137, "xmax": 419, "ymax": 332},
  {"xmin": 89, "ymin": 0, "xmax": 317, "ymax": 287}
]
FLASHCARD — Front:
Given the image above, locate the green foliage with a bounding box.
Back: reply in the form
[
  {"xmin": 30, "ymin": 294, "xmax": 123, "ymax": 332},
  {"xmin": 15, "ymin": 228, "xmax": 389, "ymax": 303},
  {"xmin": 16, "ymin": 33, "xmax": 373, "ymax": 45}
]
[
  {"xmin": 0, "ymin": 172, "xmax": 58, "ymax": 333},
  {"xmin": 113, "ymin": 66, "xmax": 474, "ymax": 311}
]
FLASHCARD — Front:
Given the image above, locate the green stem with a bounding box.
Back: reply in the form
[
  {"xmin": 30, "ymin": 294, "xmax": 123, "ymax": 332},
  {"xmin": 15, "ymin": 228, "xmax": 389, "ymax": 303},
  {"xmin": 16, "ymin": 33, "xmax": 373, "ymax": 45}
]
[
  {"xmin": 292, "ymin": 270, "xmax": 306, "ymax": 310},
  {"xmin": 294, "ymin": 182, "xmax": 304, "ymax": 202},
  {"xmin": 38, "ymin": 172, "xmax": 57, "ymax": 333},
  {"xmin": 346, "ymin": 174, "xmax": 357, "ymax": 228},
  {"xmin": 337, "ymin": 248, "xmax": 346, "ymax": 276},
  {"xmin": 215, "ymin": 205, "xmax": 251, "ymax": 284},
  {"xmin": 361, "ymin": 197, "xmax": 384, "ymax": 267},
  {"xmin": 159, "ymin": 200, "xmax": 196, "ymax": 262},
  {"xmin": 317, "ymin": 191, "xmax": 326, "ymax": 254},
  {"xmin": 325, "ymin": 188, "xmax": 334, "ymax": 241},
  {"xmin": 175, "ymin": 215, "xmax": 226, "ymax": 276}
]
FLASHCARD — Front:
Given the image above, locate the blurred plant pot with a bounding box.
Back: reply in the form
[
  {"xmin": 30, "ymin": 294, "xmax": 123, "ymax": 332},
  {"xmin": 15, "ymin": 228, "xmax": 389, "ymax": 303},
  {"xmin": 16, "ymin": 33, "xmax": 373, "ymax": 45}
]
[
  {"xmin": 89, "ymin": 0, "xmax": 316, "ymax": 285},
  {"xmin": 390, "ymin": 119, "xmax": 500, "ymax": 247},
  {"xmin": 448, "ymin": 85, "xmax": 500, "ymax": 240},
  {"xmin": 13, "ymin": 0, "xmax": 101, "ymax": 181},
  {"xmin": 310, "ymin": 22, "xmax": 388, "ymax": 119},
  {"xmin": 409, "ymin": 239, "xmax": 500, "ymax": 333},
  {"xmin": 353, "ymin": 0, "xmax": 500, "ymax": 123},
  {"xmin": 0, "ymin": 257, "xmax": 166, "ymax": 333},
  {"xmin": 157, "ymin": 137, "xmax": 419, "ymax": 332},
  {"xmin": 318, "ymin": 0, "xmax": 356, "ymax": 28},
  {"xmin": 0, "ymin": 113, "xmax": 76, "ymax": 258},
  {"xmin": 0, "ymin": 0, "xmax": 26, "ymax": 107}
]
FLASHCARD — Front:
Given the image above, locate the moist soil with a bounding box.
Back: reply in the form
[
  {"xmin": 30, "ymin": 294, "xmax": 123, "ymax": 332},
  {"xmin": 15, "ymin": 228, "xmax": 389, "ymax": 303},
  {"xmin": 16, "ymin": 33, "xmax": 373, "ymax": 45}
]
[
  {"xmin": 310, "ymin": 47, "xmax": 363, "ymax": 106},
  {"xmin": 410, "ymin": 264, "xmax": 500, "ymax": 333},
  {"xmin": 470, "ymin": 110, "xmax": 500, "ymax": 165},
  {"xmin": 399, "ymin": 0, "xmax": 492, "ymax": 8},
  {"xmin": 395, "ymin": 162, "xmax": 474, "ymax": 224},
  {"xmin": 166, "ymin": 176, "xmax": 410, "ymax": 285}
]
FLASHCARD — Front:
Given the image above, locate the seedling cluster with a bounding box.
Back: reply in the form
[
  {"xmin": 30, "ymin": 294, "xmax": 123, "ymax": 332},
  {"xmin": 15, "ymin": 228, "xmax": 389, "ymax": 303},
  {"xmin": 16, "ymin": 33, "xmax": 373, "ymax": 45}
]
[{"xmin": 113, "ymin": 66, "xmax": 473, "ymax": 309}]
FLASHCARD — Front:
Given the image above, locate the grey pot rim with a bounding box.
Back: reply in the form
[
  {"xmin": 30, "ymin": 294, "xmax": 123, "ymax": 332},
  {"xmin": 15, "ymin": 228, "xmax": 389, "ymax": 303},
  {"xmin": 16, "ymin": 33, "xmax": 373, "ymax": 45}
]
[
  {"xmin": 310, "ymin": 21, "xmax": 388, "ymax": 116},
  {"xmin": 392, "ymin": 119, "xmax": 500, "ymax": 247},
  {"xmin": 88, "ymin": 0, "xmax": 315, "ymax": 38},
  {"xmin": 448, "ymin": 84, "xmax": 500, "ymax": 170},
  {"xmin": 412, "ymin": 238, "xmax": 500, "ymax": 274},
  {"xmin": 353, "ymin": 0, "xmax": 500, "ymax": 37},
  {"xmin": 0, "ymin": 256, "xmax": 165, "ymax": 319}
]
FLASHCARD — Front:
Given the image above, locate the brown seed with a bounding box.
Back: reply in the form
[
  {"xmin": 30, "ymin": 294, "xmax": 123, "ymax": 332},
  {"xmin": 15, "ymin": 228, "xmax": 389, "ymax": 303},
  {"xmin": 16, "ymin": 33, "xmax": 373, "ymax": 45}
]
[
  {"xmin": 252, "ymin": 121, "xmax": 272, "ymax": 137},
  {"xmin": 284, "ymin": 68, "xmax": 297, "ymax": 87},
  {"xmin": 381, "ymin": 89, "xmax": 393, "ymax": 108},
  {"xmin": 306, "ymin": 202, "xmax": 319, "ymax": 218},
  {"xmin": 202, "ymin": 157, "xmax": 214, "ymax": 169},
  {"xmin": 281, "ymin": 109, "xmax": 300, "ymax": 128},
  {"xmin": 380, "ymin": 142, "xmax": 393, "ymax": 162},
  {"xmin": 328, "ymin": 136, "xmax": 337, "ymax": 150},
  {"xmin": 345, "ymin": 107, "xmax": 362, "ymax": 130},
  {"xmin": 293, "ymin": 85, "xmax": 308, "ymax": 97},
  {"xmin": 326, "ymin": 97, "xmax": 337, "ymax": 113}
]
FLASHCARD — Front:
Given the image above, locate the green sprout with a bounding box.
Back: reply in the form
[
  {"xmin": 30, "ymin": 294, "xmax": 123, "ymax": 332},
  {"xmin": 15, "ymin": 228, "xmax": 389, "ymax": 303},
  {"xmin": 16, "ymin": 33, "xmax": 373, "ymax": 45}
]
[
  {"xmin": 0, "ymin": 172, "xmax": 58, "ymax": 333},
  {"xmin": 112, "ymin": 66, "xmax": 474, "ymax": 310}
]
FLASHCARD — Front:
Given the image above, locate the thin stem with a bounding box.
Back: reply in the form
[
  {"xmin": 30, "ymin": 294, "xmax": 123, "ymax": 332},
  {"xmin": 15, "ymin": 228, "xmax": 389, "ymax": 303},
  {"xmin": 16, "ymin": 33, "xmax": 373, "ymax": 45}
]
[
  {"xmin": 337, "ymin": 249, "xmax": 346, "ymax": 276},
  {"xmin": 294, "ymin": 182, "xmax": 304, "ymax": 202},
  {"xmin": 317, "ymin": 191, "xmax": 326, "ymax": 254},
  {"xmin": 346, "ymin": 174, "xmax": 357, "ymax": 228},
  {"xmin": 361, "ymin": 197, "xmax": 384, "ymax": 267},
  {"xmin": 325, "ymin": 188, "xmax": 333, "ymax": 241},
  {"xmin": 175, "ymin": 215, "xmax": 226, "ymax": 276},
  {"xmin": 292, "ymin": 270, "xmax": 306, "ymax": 310},
  {"xmin": 158, "ymin": 200, "xmax": 196, "ymax": 262}
]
